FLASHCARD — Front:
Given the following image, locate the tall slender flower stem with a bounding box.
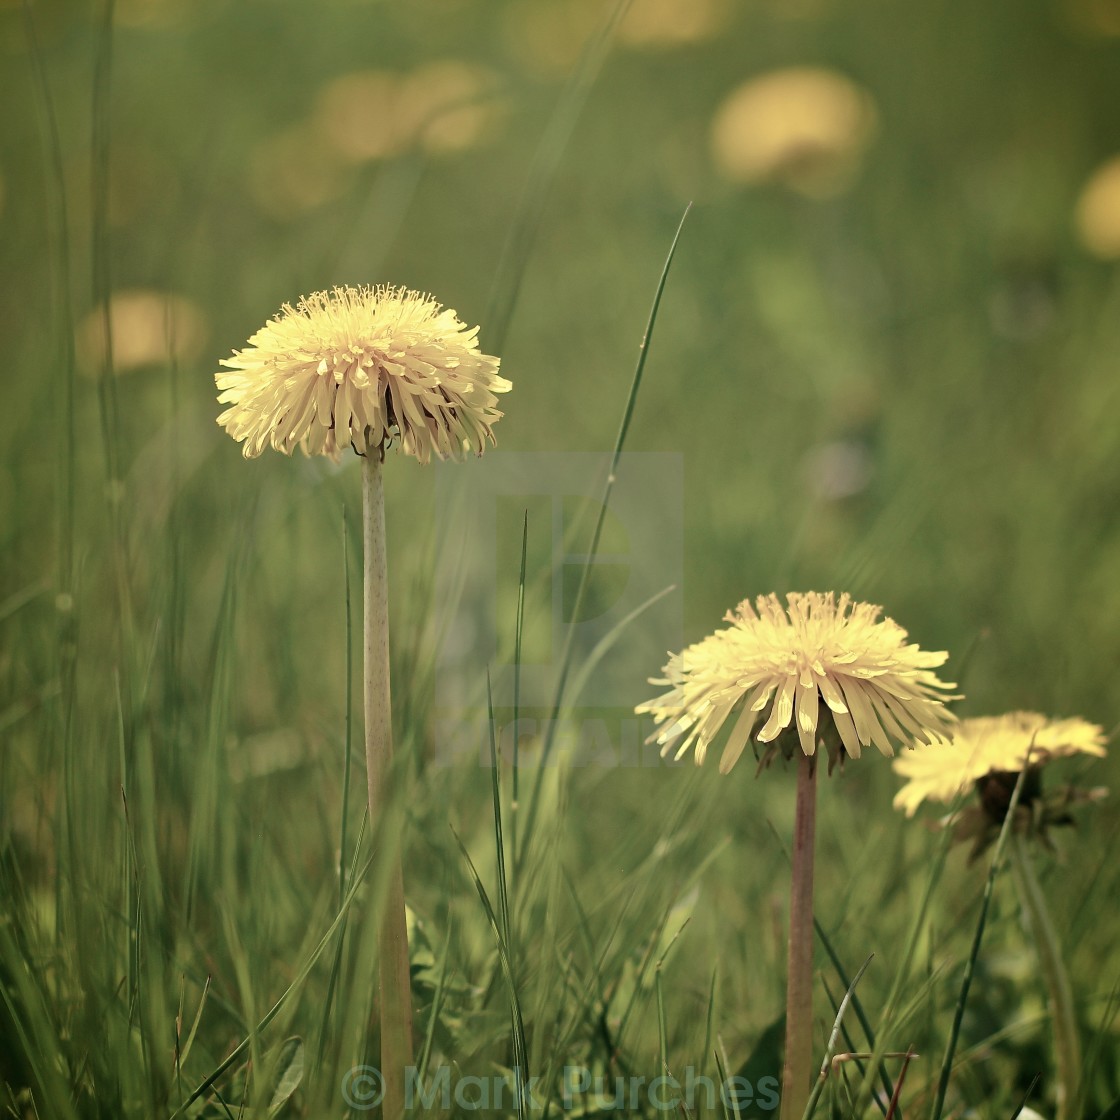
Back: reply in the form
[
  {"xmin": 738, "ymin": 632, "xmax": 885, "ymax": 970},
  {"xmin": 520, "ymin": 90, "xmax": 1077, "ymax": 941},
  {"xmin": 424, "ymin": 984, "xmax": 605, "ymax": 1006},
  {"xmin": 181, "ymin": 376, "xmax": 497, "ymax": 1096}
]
[
  {"xmin": 363, "ymin": 453, "xmax": 414, "ymax": 1118},
  {"xmin": 1009, "ymin": 833, "xmax": 1080, "ymax": 1120},
  {"xmin": 781, "ymin": 751, "xmax": 817, "ymax": 1120}
]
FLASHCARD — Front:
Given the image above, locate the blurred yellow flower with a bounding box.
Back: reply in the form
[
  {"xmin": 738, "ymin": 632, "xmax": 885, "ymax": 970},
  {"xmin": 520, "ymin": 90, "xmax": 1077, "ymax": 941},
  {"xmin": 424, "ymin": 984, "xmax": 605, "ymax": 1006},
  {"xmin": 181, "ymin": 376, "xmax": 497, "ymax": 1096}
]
[
  {"xmin": 316, "ymin": 71, "xmax": 402, "ymax": 164},
  {"xmin": 1075, "ymin": 155, "xmax": 1120, "ymax": 259},
  {"xmin": 637, "ymin": 592, "xmax": 956, "ymax": 773},
  {"xmin": 247, "ymin": 124, "xmax": 352, "ymax": 220},
  {"xmin": 316, "ymin": 62, "xmax": 503, "ymax": 166},
  {"xmin": 710, "ymin": 68, "xmax": 877, "ymax": 197},
  {"xmin": 618, "ymin": 0, "xmax": 731, "ymax": 49},
  {"xmin": 216, "ymin": 285, "xmax": 509, "ymax": 462},
  {"xmin": 77, "ymin": 289, "xmax": 208, "ymax": 375},
  {"xmin": 892, "ymin": 712, "xmax": 1107, "ymax": 816}
]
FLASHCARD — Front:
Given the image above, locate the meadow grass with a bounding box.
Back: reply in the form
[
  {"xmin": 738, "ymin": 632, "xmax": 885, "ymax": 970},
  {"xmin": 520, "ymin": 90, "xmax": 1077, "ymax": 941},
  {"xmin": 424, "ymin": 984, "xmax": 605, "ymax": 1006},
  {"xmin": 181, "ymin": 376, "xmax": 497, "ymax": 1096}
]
[{"xmin": 3, "ymin": 1, "xmax": 1120, "ymax": 1118}]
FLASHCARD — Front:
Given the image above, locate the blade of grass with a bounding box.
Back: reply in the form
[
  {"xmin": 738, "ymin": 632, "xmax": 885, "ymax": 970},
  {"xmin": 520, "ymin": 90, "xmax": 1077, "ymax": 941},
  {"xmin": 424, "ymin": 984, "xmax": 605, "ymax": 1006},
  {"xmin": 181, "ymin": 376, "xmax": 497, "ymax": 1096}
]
[
  {"xmin": 766, "ymin": 817, "xmax": 896, "ymax": 1117},
  {"xmin": 450, "ymin": 823, "xmax": 528, "ymax": 1120},
  {"xmin": 416, "ymin": 924, "xmax": 454, "ymax": 1086},
  {"xmin": 22, "ymin": 1, "xmax": 76, "ymax": 625},
  {"xmin": 656, "ymin": 966, "xmax": 671, "ymax": 1087},
  {"xmin": 853, "ymin": 791, "xmax": 965, "ymax": 1115},
  {"xmin": 23, "ymin": 0, "xmax": 81, "ymax": 954},
  {"xmin": 510, "ymin": 510, "xmax": 528, "ymax": 881},
  {"xmin": 183, "ymin": 541, "xmax": 240, "ymax": 919},
  {"xmin": 517, "ymin": 203, "xmax": 691, "ymax": 874},
  {"xmin": 702, "ymin": 968, "xmax": 718, "ymax": 1081},
  {"xmin": 653, "ymin": 923, "xmax": 690, "ymax": 1103},
  {"xmin": 168, "ymin": 852, "xmax": 375, "ymax": 1118},
  {"xmin": 929, "ymin": 763, "xmax": 1033, "ymax": 1120},
  {"xmin": 1080, "ymin": 974, "xmax": 1120, "ymax": 1117},
  {"xmin": 486, "ymin": 670, "xmax": 513, "ymax": 956},
  {"xmin": 563, "ymin": 584, "xmax": 677, "ymax": 709},
  {"xmin": 0, "ymin": 920, "xmax": 79, "ymax": 1120},
  {"xmin": 1008, "ymin": 1073, "xmax": 1042, "ymax": 1120},
  {"xmin": 802, "ymin": 954, "xmax": 874, "ymax": 1120},
  {"xmin": 815, "ymin": 919, "xmax": 894, "ymax": 1118},
  {"xmin": 1009, "ymin": 832, "xmax": 1082, "ymax": 1120},
  {"xmin": 176, "ymin": 974, "xmax": 212, "ymax": 1076},
  {"xmin": 340, "ymin": 505, "xmax": 355, "ymax": 912},
  {"xmin": 715, "ymin": 1039, "xmax": 742, "ymax": 1120},
  {"xmin": 313, "ymin": 812, "xmax": 369, "ymax": 1073}
]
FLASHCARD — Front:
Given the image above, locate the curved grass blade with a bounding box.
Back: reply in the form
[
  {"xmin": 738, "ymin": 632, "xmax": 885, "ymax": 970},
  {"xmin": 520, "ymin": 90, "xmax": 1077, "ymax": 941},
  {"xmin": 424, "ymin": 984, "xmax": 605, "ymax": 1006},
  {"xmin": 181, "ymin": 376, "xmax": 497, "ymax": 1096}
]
[
  {"xmin": 815, "ymin": 919, "xmax": 895, "ymax": 1117},
  {"xmin": 929, "ymin": 763, "xmax": 1033, "ymax": 1120},
  {"xmin": 853, "ymin": 790, "xmax": 965, "ymax": 1114},
  {"xmin": 802, "ymin": 954, "xmax": 874, "ymax": 1120},
  {"xmin": 450, "ymin": 823, "xmax": 528, "ymax": 1120}
]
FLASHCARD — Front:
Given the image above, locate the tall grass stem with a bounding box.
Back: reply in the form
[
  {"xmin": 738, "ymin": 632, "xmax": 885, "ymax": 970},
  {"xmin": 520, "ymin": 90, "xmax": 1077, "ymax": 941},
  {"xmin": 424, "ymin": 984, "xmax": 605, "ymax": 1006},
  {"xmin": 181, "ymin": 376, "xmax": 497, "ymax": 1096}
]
[
  {"xmin": 1009, "ymin": 833, "xmax": 1080, "ymax": 1120},
  {"xmin": 929, "ymin": 764, "xmax": 1031, "ymax": 1120},
  {"xmin": 782, "ymin": 752, "xmax": 818, "ymax": 1120}
]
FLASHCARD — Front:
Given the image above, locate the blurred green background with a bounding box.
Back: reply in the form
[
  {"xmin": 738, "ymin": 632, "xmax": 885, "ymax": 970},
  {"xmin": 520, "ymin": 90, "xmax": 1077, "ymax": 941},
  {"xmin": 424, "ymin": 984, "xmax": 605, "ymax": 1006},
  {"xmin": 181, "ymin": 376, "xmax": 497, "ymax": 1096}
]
[
  {"xmin": 4, "ymin": 0, "xmax": 1120, "ymax": 712},
  {"xmin": 3, "ymin": 0, "xmax": 1120, "ymax": 1114}
]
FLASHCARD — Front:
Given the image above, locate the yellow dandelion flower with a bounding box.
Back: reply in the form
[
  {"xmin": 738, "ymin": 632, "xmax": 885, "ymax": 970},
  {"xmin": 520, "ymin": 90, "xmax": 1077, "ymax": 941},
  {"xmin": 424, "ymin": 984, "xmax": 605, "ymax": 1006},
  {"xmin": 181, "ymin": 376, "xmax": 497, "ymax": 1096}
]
[
  {"xmin": 892, "ymin": 712, "xmax": 1107, "ymax": 817},
  {"xmin": 637, "ymin": 591, "xmax": 957, "ymax": 774},
  {"xmin": 216, "ymin": 285, "xmax": 510, "ymax": 463}
]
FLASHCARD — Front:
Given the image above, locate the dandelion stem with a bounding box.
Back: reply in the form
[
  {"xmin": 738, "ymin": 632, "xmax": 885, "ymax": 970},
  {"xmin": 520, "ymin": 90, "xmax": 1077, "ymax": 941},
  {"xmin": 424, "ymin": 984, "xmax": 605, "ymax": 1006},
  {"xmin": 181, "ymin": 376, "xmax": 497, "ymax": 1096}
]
[
  {"xmin": 1009, "ymin": 832, "xmax": 1080, "ymax": 1120},
  {"xmin": 782, "ymin": 751, "xmax": 817, "ymax": 1120},
  {"xmin": 363, "ymin": 453, "xmax": 414, "ymax": 1118}
]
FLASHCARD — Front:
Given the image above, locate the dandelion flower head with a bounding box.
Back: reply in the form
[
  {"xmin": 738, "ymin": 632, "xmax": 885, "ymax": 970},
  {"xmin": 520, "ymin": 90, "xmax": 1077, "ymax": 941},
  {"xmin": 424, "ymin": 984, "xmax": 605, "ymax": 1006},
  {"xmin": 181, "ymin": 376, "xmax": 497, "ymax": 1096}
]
[
  {"xmin": 637, "ymin": 591, "xmax": 957, "ymax": 774},
  {"xmin": 892, "ymin": 711, "xmax": 1107, "ymax": 817},
  {"xmin": 216, "ymin": 285, "xmax": 510, "ymax": 462}
]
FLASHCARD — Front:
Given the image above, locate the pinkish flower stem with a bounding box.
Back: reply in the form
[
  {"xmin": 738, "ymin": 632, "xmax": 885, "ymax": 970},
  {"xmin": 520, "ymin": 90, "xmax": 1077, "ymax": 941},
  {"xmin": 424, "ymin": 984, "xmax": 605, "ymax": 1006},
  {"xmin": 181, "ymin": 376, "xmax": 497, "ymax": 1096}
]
[
  {"xmin": 363, "ymin": 453, "xmax": 414, "ymax": 1118},
  {"xmin": 781, "ymin": 751, "xmax": 817, "ymax": 1120}
]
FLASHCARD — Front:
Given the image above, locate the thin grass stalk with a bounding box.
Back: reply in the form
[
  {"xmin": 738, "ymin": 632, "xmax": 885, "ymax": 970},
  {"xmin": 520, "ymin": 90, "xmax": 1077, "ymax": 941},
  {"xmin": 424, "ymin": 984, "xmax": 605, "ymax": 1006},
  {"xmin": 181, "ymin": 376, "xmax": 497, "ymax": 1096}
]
[
  {"xmin": 510, "ymin": 511, "xmax": 528, "ymax": 881},
  {"xmin": 362, "ymin": 453, "xmax": 414, "ymax": 1118},
  {"xmin": 1009, "ymin": 832, "xmax": 1080, "ymax": 1120},
  {"xmin": 815, "ymin": 921, "xmax": 895, "ymax": 1117},
  {"xmin": 853, "ymin": 794, "xmax": 960, "ymax": 1114},
  {"xmin": 91, "ymin": 0, "xmax": 136, "ymax": 673},
  {"xmin": 702, "ymin": 968, "xmax": 718, "ymax": 1080},
  {"xmin": 22, "ymin": 0, "xmax": 76, "ymax": 652},
  {"xmin": 517, "ymin": 204, "xmax": 690, "ymax": 872},
  {"xmin": 341, "ymin": 507, "xmax": 355, "ymax": 911},
  {"xmin": 450, "ymin": 825, "xmax": 529, "ymax": 1119},
  {"xmin": 169, "ymin": 855, "xmax": 374, "ymax": 1118},
  {"xmin": 23, "ymin": 0, "xmax": 81, "ymax": 958},
  {"xmin": 929, "ymin": 763, "xmax": 1032, "ymax": 1120},
  {"xmin": 416, "ymin": 928, "xmax": 453, "ymax": 1086},
  {"xmin": 781, "ymin": 752, "xmax": 818, "ymax": 1120}
]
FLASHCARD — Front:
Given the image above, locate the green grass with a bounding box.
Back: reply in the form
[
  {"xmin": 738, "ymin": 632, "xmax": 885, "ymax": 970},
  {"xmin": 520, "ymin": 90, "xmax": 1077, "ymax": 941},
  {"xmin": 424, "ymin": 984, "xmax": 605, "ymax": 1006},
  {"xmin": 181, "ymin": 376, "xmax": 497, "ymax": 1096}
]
[{"xmin": 3, "ymin": 0, "xmax": 1120, "ymax": 1117}]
